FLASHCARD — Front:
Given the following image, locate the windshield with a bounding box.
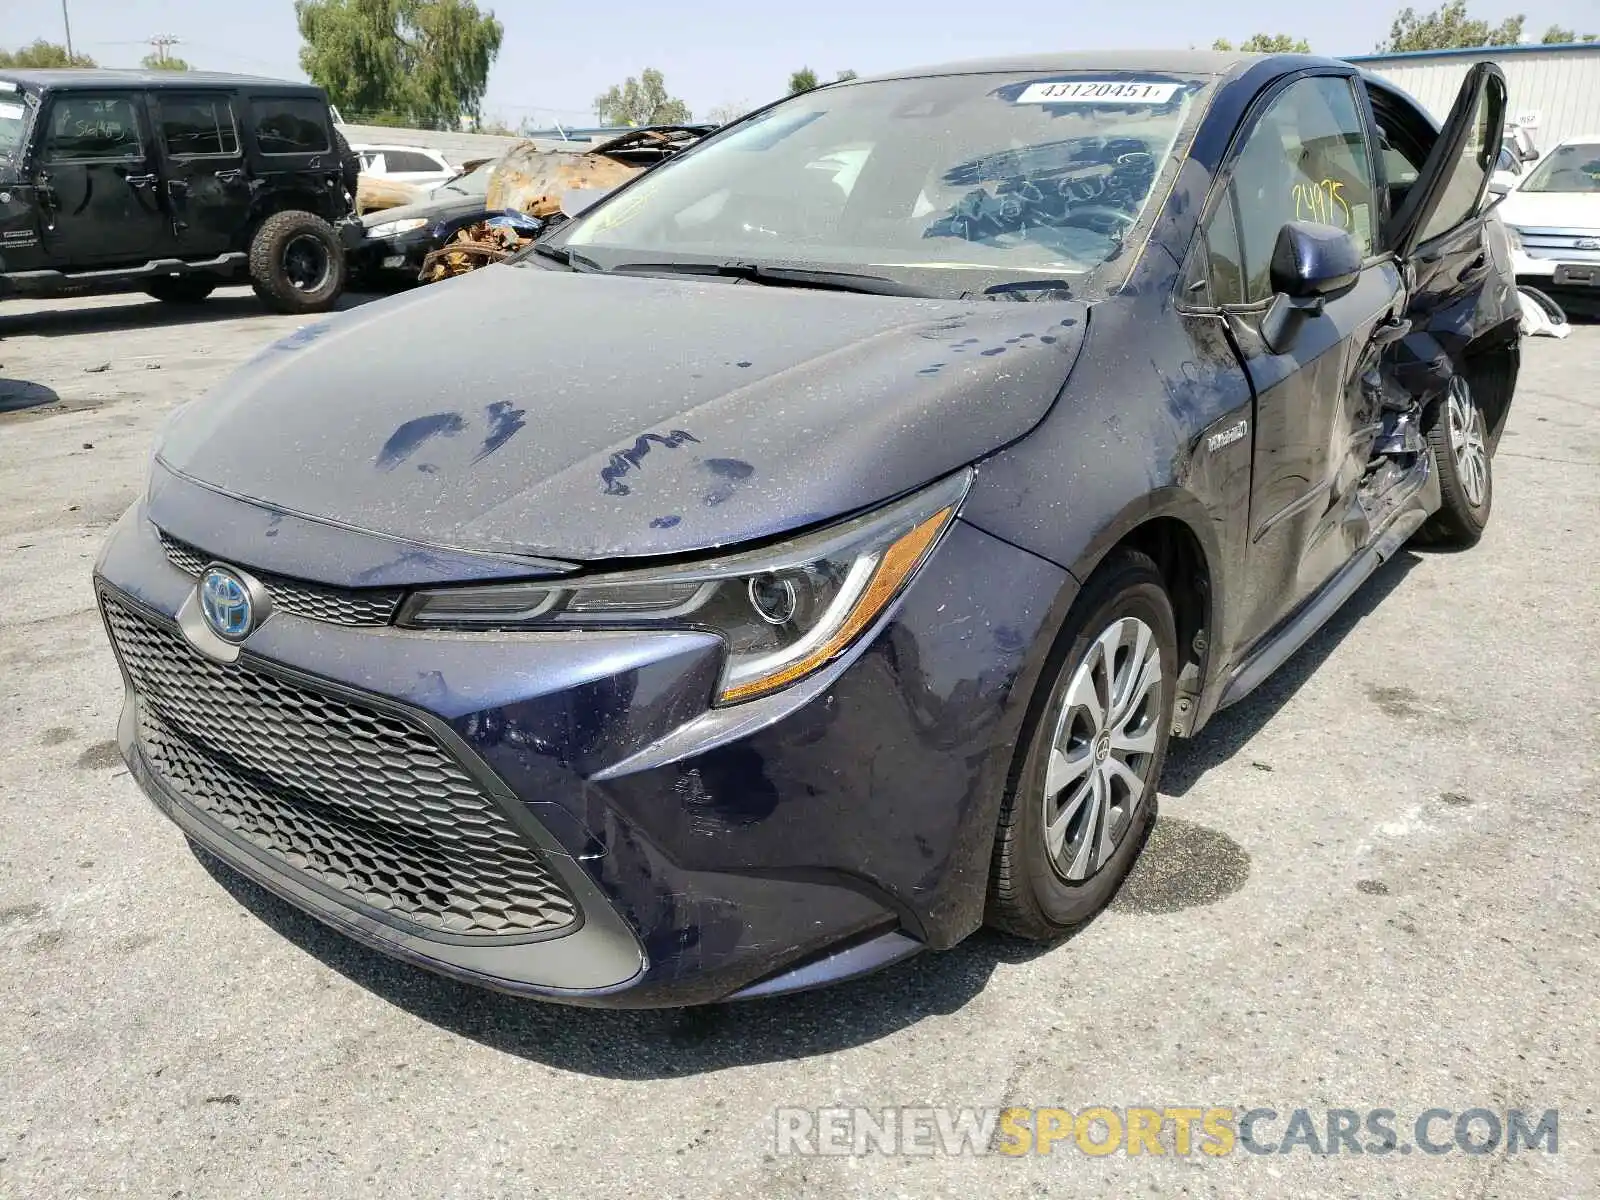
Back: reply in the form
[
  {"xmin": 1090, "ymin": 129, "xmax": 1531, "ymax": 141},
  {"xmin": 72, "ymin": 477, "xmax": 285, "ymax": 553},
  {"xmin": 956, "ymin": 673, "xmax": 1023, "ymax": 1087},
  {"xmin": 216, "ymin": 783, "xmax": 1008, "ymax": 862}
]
[
  {"xmin": 0, "ymin": 93, "xmax": 30, "ymax": 160},
  {"xmin": 436, "ymin": 159, "xmax": 494, "ymax": 197},
  {"xmin": 559, "ymin": 70, "xmax": 1210, "ymax": 298},
  {"xmin": 1519, "ymin": 142, "xmax": 1600, "ymax": 194}
]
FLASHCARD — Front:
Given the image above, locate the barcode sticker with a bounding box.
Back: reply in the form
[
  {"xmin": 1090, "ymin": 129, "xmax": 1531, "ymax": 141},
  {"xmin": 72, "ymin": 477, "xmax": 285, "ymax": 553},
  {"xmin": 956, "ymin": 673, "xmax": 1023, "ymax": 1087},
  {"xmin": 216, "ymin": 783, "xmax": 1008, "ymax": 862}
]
[
  {"xmin": 0, "ymin": 102, "xmax": 24, "ymax": 120},
  {"xmin": 1016, "ymin": 81, "xmax": 1180, "ymax": 105}
]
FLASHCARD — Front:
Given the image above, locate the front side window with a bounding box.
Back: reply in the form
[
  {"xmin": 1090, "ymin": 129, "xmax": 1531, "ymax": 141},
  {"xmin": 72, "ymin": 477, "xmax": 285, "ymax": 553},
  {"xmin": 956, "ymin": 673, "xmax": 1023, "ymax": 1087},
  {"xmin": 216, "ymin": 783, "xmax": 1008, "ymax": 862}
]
[
  {"xmin": 560, "ymin": 71, "xmax": 1214, "ymax": 298},
  {"xmin": 43, "ymin": 93, "xmax": 143, "ymax": 161},
  {"xmin": 1218, "ymin": 75, "xmax": 1378, "ymax": 303},
  {"xmin": 1519, "ymin": 141, "xmax": 1600, "ymax": 194},
  {"xmin": 251, "ymin": 96, "xmax": 331, "ymax": 155},
  {"xmin": 158, "ymin": 93, "xmax": 239, "ymax": 158},
  {"xmin": 0, "ymin": 91, "xmax": 32, "ymax": 160}
]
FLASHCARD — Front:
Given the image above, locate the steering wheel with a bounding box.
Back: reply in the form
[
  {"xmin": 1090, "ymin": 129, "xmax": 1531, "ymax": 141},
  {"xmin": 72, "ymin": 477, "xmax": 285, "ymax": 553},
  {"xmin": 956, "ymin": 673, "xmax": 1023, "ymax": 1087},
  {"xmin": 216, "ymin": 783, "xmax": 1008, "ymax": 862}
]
[{"xmin": 1059, "ymin": 205, "xmax": 1137, "ymax": 236}]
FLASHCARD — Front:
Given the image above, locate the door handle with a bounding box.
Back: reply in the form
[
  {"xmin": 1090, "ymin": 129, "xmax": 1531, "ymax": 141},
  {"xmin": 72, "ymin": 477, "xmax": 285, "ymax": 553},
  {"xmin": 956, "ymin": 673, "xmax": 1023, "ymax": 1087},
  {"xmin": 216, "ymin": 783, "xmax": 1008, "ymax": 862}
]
[
  {"xmin": 1373, "ymin": 315, "xmax": 1412, "ymax": 346},
  {"xmin": 1458, "ymin": 252, "xmax": 1487, "ymax": 281},
  {"xmin": 124, "ymin": 173, "xmax": 158, "ymax": 188},
  {"xmin": 215, "ymin": 168, "xmax": 244, "ymax": 183}
]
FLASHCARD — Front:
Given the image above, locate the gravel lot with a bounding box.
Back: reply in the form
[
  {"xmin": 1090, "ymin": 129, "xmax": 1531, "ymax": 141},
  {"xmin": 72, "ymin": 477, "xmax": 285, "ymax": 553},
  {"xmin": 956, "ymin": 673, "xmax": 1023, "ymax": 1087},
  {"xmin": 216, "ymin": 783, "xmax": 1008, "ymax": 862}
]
[{"xmin": 2, "ymin": 287, "xmax": 1597, "ymax": 1199}]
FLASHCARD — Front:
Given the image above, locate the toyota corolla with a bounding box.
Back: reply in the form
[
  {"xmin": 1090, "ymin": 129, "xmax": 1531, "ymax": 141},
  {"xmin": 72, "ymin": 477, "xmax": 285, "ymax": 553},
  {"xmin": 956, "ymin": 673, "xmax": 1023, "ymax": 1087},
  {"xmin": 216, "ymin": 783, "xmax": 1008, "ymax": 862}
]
[{"xmin": 94, "ymin": 51, "xmax": 1520, "ymax": 1006}]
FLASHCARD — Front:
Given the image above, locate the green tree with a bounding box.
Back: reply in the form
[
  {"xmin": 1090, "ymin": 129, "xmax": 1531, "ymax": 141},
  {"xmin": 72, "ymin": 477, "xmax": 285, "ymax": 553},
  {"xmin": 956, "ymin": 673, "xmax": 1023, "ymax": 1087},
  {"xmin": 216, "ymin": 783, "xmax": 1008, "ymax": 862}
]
[
  {"xmin": 0, "ymin": 40, "xmax": 96, "ymax": 68},
  {"xmin": 788, "ymin": 66, "xmax": 819, "ymax": 94},
  {"xmin": 1213, "ymin": 33, "xmax": 1312, "ymax": 52},
  {"xmin": 1376, "ymin": 2, "xmax": 1525, "ymax": 51},
  {"xmin": 1541, "ymin": 25, "xmax": 1597, "ymax": 42},
  {"xmin": 835, "ymin": 69, "xmax": 858, "ymax": 82},
  {"xmin": 141, "ymin": 53, "xmax": 191, "ymax": 71},
  {"xmin": 295, "ymin": 0, "xmax": 504, "ymax": 128},
  {"xmin": 593, "ymin": 67, "xmax": 691, "ymax": 125}
]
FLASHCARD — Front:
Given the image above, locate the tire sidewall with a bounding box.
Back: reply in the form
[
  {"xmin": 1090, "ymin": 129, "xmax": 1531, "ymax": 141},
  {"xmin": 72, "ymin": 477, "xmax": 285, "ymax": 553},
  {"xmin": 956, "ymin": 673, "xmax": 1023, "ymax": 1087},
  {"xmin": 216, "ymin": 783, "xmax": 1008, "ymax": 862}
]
[
  {"xmin": 1433, "ymin": 380, "xmax": 1493, "ymax": 535},
  {"xmin": 1012, "ymin": 572, "xmax": 1177, "ymax": 928},
  {"xmin": 250, "ymin": 212, "xmax": 346, "ymax": 313}
]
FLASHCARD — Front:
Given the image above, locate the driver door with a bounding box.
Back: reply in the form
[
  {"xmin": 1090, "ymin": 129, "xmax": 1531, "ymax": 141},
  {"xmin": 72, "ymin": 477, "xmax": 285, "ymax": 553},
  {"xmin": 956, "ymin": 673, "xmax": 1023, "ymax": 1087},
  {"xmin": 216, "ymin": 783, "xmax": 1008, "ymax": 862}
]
[{"xmin": 1199, "ymin": 72, "xmax": 1403, "ymax": 653}]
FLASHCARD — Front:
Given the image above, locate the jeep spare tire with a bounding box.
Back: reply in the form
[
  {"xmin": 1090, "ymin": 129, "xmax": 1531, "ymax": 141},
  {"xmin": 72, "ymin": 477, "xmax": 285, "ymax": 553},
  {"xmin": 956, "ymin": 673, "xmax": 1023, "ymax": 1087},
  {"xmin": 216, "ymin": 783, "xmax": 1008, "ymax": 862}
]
[{"xmin": 249, "ymin": 210, "xmax": 346, "ymax": 314}]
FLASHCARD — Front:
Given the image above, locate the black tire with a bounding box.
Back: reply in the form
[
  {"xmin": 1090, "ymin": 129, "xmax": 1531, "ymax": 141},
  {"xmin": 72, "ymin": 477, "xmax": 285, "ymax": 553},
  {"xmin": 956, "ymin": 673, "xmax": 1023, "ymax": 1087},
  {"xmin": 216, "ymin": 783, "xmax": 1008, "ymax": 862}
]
[
  {"xmin": 1418, "ymin": 373, "xmax": 1493, "ymax": 548},
  {"xmin": 333, "ymin": 127, "xmax": 361, "ymax": 198},
  {"xmin": 248, "ymin": 210, "xmax": 346, "ymax": 315},
  {"xmin": 144, "ymin": 278, "xmax": 216, "ymax": 305},
  {"xmin": 986, "ymin": 549, "xmax": 1177, "ymax": 941}
]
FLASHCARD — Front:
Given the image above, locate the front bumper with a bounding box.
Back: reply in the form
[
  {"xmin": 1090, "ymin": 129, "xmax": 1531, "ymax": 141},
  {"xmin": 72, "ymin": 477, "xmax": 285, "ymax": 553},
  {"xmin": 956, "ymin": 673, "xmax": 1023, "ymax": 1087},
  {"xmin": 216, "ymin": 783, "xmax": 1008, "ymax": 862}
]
[{"xmin": 94, "ymin": 493, "xmax": 1071, "ymax": 1006}]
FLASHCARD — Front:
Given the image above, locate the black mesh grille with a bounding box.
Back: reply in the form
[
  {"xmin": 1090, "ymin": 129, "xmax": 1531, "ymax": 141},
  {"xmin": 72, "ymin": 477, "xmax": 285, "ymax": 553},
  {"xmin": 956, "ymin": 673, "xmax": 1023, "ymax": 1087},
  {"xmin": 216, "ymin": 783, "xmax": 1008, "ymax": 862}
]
[
  {"xmin": 159, "ymin": 533, "xmax": 403, "ymax": 628},
  {"xmin": 102, "ymin": 595, "xmax": 578, "ymax": 939}
]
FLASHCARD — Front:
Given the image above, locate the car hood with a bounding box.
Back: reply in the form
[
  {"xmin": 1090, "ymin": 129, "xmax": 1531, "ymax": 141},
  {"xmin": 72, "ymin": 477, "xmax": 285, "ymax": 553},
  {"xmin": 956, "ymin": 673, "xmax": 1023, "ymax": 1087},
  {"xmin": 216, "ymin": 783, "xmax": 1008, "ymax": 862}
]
[
  {"xmin": 156, "ymin": 264, "xmax": 1088, "ymax": 562},
  {"xmin": 1499, "ymin": 190, "xmax": 1600, "ymax": 229},
  {"xmin": 360, "ymin": 194, "xmax": 486, "ymax": 230}
]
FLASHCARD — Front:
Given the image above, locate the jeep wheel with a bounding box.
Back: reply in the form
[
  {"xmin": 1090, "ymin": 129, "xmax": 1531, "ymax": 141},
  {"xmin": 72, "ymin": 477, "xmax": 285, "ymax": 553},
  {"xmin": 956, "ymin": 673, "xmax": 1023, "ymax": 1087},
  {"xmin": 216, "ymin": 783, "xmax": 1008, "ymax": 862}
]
[
  {"xmin": 249, "ymin": 211, "xmax": 346, "ymax": 314},
  {"xmin": 145, "ymin": 278, "xmax": 216, "ymax": 305}
]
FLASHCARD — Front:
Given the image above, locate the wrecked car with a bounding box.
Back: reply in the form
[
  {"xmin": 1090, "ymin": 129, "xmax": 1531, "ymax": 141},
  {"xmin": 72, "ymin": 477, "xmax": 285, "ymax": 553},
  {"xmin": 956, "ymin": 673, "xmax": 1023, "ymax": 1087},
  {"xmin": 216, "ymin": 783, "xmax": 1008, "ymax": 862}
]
[{"xmin": 95, "ymin": 51, "xmax": 1518, "ymax": 1007}]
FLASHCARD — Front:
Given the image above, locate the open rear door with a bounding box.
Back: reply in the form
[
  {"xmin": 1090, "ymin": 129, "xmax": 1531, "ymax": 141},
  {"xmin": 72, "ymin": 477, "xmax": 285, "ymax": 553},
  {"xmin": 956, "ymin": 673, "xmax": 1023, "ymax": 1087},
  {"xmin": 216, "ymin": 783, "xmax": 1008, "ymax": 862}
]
[{"xmin": 1386, "ymin": 62, "xmax": 1508, "ymax": 258}]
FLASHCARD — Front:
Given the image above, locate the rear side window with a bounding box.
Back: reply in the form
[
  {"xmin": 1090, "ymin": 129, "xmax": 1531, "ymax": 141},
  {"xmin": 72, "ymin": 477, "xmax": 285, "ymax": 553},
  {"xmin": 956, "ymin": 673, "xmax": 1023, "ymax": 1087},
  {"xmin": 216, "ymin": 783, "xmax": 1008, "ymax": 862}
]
[
  {"xmin": 251, "ymin": 96, "xmax": 331, "ymax": 154},
  {"xmin": 158, "ymin": 93, "xmax": 239, "ymax": 157},
  {"xmin": 381, "ymin": 149, "xmax": 443, "ymax": 173},
  {"xmin": 43, "ymin": 93, "xmax": 143, "ymax": 161}
]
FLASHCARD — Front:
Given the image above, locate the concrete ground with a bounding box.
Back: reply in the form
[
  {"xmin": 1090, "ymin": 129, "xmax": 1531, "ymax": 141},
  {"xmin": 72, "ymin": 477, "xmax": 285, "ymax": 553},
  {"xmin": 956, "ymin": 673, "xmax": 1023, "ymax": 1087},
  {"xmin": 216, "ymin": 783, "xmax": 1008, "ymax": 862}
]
[{"xmin": 1, "ymin": 288, "xmax": 1596, "ymax": 1199}]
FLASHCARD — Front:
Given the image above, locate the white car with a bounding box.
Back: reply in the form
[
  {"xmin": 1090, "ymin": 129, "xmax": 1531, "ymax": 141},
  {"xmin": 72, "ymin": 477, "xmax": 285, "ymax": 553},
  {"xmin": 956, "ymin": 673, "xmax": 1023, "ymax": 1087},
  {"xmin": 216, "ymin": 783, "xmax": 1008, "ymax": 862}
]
[
  {"xmin": 349, "ymin": 143, "xmax": 456, "ymax": 190},
  {"xmin": 1497, "ymin": 134, "xmax": 1600, "ymax": 309}
]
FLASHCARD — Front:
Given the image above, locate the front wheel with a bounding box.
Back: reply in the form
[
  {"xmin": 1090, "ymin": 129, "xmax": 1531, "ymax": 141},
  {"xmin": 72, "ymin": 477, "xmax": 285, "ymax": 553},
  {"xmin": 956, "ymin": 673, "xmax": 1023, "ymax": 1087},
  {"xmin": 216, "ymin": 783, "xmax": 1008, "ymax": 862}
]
[
  {"xmin": 1419, "ymin": 373, "xmax": 1493, "ymax": 548},
  {"xmin": 986, "ymin": 549, "xmax": 1176, "ymax": 940},
  {"xmin": 248, "ymin": 210, "xmax": 347, "ymax": 315}
]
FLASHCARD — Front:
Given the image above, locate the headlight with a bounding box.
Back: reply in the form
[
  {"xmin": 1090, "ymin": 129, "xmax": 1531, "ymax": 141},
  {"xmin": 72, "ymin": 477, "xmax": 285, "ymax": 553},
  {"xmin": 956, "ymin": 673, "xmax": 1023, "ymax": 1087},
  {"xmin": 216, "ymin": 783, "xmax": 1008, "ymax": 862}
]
[
  {"xmin": 398, "ymin": 470, "xmax": 972, "ymax": 704},
  {"xmin": 368, "ymin": 217, "xmax": 428, "ymax": 238}
]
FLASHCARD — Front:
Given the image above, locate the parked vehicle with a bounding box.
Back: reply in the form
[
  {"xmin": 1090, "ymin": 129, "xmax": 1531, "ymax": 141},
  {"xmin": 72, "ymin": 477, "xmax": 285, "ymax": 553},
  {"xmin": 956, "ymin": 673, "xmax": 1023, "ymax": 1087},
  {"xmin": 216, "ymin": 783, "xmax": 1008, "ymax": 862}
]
[
  {"xmin": 349, "ymin": 142, "xmax": 456, "ymax": 190},
  {"xmin": 95, "ymin": 51, "xmax": 1518, "ymax": 1007},
  {"xmin": 350, "ymin": 127, "xmax": 713, "ymax": 285},
  {"xmin": 0, "ymin": 70, "xmax": 361, "ymax": 313},
  {"xmin": 1498, "ymin": 133, "xmax": 1600, "ymax": 314}
]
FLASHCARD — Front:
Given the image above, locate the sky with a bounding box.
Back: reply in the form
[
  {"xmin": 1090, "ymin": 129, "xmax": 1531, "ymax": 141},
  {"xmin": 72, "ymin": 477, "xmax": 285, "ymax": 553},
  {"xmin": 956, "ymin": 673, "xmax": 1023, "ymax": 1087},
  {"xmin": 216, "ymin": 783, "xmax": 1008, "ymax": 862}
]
[{"xmin": 3, "ymin": 0, "xmax": 1596, "ymax": 126}]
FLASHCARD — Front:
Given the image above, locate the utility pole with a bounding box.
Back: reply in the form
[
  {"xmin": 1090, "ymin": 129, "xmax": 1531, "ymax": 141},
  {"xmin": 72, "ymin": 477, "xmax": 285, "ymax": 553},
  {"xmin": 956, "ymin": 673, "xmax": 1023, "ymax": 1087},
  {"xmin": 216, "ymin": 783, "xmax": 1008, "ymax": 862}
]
[
  {"xmin": 61, "ymin": 0, "xmax": 74, "ymax": 59},
  {"xmin": 147, "ymin": 34, "xmax": 181, "ymax": 65}
]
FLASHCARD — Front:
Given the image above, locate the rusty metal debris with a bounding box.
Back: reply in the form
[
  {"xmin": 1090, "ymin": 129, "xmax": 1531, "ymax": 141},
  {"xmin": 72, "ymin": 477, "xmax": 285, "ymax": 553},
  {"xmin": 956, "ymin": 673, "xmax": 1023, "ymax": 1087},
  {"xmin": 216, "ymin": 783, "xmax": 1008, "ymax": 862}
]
[
  {"xmin": 412, "ymin": 125, "xmax": 713, "ymax": 283},
  {"xmin": 419, "ymin": 220, "xmax": 534, "ymax": 282}
]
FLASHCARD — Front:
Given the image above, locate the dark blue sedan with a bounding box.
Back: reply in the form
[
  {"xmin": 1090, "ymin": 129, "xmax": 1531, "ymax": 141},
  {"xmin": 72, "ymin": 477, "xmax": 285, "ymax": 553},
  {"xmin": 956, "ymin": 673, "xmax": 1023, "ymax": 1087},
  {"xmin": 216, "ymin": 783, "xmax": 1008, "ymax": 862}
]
[{"xmin": 95, "ymin": 50, "xmax": 1520, "ymax": 1006}]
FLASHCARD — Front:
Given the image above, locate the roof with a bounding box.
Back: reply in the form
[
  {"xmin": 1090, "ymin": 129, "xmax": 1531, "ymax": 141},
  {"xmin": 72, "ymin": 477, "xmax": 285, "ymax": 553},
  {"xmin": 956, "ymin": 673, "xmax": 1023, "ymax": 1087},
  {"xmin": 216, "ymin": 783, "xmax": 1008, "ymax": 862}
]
[
  {"xmin": 1348, "ymin": 42, "xmax": 1600, "ymax": 64},
  {"xmin": 856, "ymin": 49, "xmax": 1259, "ymax": 83},
  {"xmin": 0, "ymin": 68, "xmax": 320, "ymax": 92}
]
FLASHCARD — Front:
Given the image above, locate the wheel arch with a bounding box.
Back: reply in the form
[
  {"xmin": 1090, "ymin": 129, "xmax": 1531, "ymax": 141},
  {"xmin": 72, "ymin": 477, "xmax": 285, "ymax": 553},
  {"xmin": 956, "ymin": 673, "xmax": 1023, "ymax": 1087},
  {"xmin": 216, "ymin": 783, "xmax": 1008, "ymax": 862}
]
[{"xmin": 1064, "ymin": 488, "xmax": 1222, "ymax": 737}]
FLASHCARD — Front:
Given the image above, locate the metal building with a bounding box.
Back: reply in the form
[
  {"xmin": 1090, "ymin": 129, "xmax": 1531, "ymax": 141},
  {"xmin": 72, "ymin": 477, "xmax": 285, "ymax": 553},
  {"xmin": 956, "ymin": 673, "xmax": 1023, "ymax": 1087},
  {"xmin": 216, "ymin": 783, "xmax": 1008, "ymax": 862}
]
[{"xmin": 1347, "ymin": 42, "xmax": 1600, "ymax": 151}]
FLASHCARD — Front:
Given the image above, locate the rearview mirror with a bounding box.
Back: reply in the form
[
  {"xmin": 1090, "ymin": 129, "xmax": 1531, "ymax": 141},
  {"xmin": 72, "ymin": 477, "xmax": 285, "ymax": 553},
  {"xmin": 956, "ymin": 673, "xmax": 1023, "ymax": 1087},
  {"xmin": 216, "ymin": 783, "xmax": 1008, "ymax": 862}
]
[{"xmin": 1261, "ymin": 222, "xmax": 1363, "ymax": 354}]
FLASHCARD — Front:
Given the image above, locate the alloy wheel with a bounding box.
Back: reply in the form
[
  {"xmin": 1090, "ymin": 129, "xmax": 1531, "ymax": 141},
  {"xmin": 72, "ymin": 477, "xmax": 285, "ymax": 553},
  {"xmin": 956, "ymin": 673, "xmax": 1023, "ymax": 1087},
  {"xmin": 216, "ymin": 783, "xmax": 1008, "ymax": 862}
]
[
  {"xmin": 283, "ymin": 234, "xmax": 332, "ymax": 293},
  {"xmin": 1042, "ymin": 616, "xmax": 1163, "ymax": 882},
  {"xmin": 1445, "ymin": 376, "xmax": 1489, "ymax": 508}
]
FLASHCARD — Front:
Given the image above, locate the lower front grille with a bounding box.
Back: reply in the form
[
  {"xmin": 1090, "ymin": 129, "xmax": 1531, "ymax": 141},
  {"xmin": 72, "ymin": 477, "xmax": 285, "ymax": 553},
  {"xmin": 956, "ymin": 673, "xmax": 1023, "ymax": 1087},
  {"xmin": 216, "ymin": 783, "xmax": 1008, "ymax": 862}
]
[{"xmin": 102, "ymin": 594, "xmax": 579, "ymax": 940}]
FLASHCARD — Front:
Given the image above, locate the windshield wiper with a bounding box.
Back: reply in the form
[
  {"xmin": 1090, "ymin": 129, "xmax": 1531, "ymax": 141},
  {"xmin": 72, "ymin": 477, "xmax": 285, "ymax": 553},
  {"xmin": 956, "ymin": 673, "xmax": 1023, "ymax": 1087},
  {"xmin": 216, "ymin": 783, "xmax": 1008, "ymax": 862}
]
[
  {"xmin": 977, "ymin": 279, "xmax": 1076, "ymax": 301},
  {"xmin": 610, "ymin": 261, "xmax": 925, "ymax": 297}
]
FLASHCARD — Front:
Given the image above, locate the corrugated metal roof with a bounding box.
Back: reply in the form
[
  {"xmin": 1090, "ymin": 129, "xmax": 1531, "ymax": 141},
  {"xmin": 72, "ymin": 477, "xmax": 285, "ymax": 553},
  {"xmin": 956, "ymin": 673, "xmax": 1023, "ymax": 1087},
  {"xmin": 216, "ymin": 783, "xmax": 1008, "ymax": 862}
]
[{"xmin": 1348, "ymin": 42, "xmax": 1600, "ymax": 64}]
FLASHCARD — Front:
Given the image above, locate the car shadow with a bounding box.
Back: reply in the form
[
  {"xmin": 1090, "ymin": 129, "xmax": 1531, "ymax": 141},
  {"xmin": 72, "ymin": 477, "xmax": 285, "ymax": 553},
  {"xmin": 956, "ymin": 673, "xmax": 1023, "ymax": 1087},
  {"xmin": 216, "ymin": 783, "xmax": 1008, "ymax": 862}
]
[
  {"xmin": 0, "ymin": 376, "xmax": 61, "ymax": 414},
  {"xmin": 0, "ymin": 289, "xmax": 386, "ymax": 338},
  {"xmin": 188, "ymin": 841, "xmax": 1068, "ymax": 1077},
  {"xmin": 1162, "ymin": 549, "xmax": 1422, "ymax": 796}
]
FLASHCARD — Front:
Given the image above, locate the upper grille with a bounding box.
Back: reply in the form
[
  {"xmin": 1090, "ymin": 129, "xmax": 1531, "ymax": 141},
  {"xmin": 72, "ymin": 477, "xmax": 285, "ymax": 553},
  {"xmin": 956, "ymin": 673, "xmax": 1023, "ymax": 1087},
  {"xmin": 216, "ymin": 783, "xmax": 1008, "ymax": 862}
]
[
  {"xmin": 102, "ymin": 594, "xmax": 579, "ymax": 940},
  {"xmin": 160, "ymin": 533, "xmax": 403, "ymax": 628}
]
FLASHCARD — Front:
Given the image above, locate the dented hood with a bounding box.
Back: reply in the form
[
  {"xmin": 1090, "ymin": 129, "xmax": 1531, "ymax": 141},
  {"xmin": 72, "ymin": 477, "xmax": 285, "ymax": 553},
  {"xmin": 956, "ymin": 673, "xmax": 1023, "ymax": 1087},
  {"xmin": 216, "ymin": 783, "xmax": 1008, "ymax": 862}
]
[{"xmin": 156, "ymin": 264, "xmax": 1088, "ymax": 562}]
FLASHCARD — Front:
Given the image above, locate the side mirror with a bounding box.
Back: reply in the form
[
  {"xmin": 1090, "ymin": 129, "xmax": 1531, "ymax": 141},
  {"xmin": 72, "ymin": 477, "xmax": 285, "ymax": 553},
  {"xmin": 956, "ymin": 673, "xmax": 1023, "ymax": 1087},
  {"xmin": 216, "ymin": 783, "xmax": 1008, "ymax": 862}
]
[
  {"xmin": 1269, "ymin": 220, "xmax": 1362, "ymax": 302},
  {"xmin": 1261, "ymin": 221, "xmax": 1363, "ymax": 354}
]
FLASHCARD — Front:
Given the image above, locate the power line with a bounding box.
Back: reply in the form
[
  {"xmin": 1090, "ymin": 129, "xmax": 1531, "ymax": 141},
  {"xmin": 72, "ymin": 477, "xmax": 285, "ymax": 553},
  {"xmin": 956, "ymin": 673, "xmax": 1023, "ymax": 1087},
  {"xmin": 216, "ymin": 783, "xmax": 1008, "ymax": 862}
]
[{"xmin": 146, "ymin": 34, "xmax": 181, "ymax": 65}]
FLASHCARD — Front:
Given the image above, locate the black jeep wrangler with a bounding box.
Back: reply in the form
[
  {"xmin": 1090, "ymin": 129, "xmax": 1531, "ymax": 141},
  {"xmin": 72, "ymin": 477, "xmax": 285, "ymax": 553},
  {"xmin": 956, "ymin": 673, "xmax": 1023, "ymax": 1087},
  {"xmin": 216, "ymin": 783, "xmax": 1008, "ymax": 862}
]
[{"xmin": 0, "ymin": 69, "xmax": 362, "ymax": 314}]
